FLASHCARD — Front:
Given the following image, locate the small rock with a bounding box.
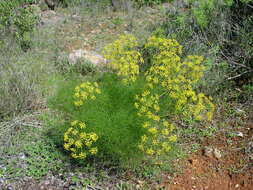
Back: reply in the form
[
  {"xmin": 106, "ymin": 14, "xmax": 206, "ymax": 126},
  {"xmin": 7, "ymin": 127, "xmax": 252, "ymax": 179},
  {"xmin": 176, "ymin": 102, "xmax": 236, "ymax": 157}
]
[
  {"xmin": 235, "ymin": 108, "xmax": 245, "ymax": 114},
  {"xmin": 235, "ymin": 184, "xmax": 240, "ymax": 188},
  {"xmin": 72, "ymin": 15, "xmax": 82, "ymax": 22},
  {"xmin": 235, "ymin": 132, "xmax": 244, "ymax": 137},
  {"xmin": 145, "ymin": 7, "xmax": 158, "ymax": 14},
  {"xmin": 137, "ymin": 180, "xmax": 144, "ymax": 185},
  {"xmin": 203, "ymin": 146, "xmax": 213, "ymax": 157},
  {"xmin": 19, "ymin": 152, "xmax": 26, "ymax": 159},
  {"xmin": 68, "ymin": 49, "xmax": 106, "ymax": 66},
  {"xmin": 6, "ymin": 185, "xmax": 14, "ymax": 190},
  {"xmin": 0, "ymin": 178, "xmax": 5, "ymax": 184},
  {"xmin": 213, "ymin": 148, "xmax": 222, "ymax": 159}
]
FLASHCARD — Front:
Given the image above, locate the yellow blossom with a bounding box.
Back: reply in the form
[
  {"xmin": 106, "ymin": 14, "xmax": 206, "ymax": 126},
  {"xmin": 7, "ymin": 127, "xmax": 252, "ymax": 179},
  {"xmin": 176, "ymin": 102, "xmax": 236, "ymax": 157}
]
[
  {"xmin": 79, "ymin": 122, "xmax": 86, "ymax": 129},
  {"xmin": 89, "ymin": 133, "xmax": 98, "ymax": 141},
  {"xmin": 64, "ymin": 143, "xmax": 70, "ymax": 150},
  {"xmin": 75, "ymin": 140, "xmax": 82, "ymax": 148},
  {"xmin": 89, "ymin": 147, "xmax": 98, "ymax": 155},
  {"xmin": 146, "ymin": 148, "xmax": 154, "ymax": 155},
  {"xmin": 79, "ymin": 152, "xmax": 86, "ymax": 159},
  {"xmin": 169, "ymin": 135, "xmax": 177, "ymax": 142},
  {"xmin": 148, "ymin": 127, "xmax": 158, "ymax": 134},
  {"xmin": 71, "ymin": 120, "xmax": 78, "ymax": 126}
]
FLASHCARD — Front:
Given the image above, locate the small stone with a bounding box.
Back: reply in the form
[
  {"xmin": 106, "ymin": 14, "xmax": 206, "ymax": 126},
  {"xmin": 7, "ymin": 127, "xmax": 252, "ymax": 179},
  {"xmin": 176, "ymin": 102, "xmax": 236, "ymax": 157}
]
[
  {"xmin": 6, "ymin": 185, "xmax": 13, "ymax": 190},
  {"xmin": 213, "ymin": 148, "xmax": 222, "ymax": 159},
  {"xmin": 72, "ymin": 15, "xmax": 82, "ymax": 22},
  {"xmin": 235, "ymin": 184, "xmax": 239, "ymax": 188},
  {"xmin": 235, "ymin": 108, "xmax": 245, "ymax": 114},
  {"xmin": 19, "ymin": 153, "xmax": 26, "ymax": 159},
  {"xmin": 68, "ymin": 49, "xmax": 106, "ymax": 66},
  {"xmin": 145, "ymin": 7, "xmax": 158, "ymax": 14},
  {"xmin": 235, "ymin": 132, "xmax": 244, "ymax": 137},
  {"xmin": 137, "ymin": 180, "xmax": 144, "ymax": 185},
  {"xmin": 203, "ymin": 146, "xmax": 213, "ymax": 157},
  {"xmin": 0, "ymin": 178, "xmax": 5, "ymax": 184}
]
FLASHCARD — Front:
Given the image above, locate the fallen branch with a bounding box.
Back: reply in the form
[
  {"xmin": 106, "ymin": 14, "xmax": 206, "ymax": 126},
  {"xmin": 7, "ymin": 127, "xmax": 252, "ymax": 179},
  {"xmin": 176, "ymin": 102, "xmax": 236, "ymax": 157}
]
[{"xmin": 227, "ymin": 70, "xmax": 250, "ymax": 80}]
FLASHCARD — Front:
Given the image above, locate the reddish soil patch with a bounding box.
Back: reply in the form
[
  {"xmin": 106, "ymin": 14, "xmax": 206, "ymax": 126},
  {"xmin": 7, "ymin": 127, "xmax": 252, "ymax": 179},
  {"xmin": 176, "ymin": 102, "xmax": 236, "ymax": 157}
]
[{"xmin": 165, "ymin": 120, "xmax": 253, "ymax": 190}]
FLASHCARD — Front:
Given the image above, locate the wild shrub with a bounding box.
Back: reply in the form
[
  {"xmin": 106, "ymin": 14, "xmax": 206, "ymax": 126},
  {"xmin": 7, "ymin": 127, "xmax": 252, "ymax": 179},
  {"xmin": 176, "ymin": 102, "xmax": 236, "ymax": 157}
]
[
  {"xmin": 163, "ymin": 0, "xmax": 253, "ymax": 95},
  {"xmin": 14, "ymin": 6, "xmax": 39, "ymax": 51},
  {"xmin": 0, "ymin": 65, "xmax": 38, "ymax": 119},
  {"xmin": 0, "ymin": 1, "xmax": 39, "ymax": 51},
  {"xmin": 50, "ymin": 35, "xmax": 214, "ymax": 166},
  {"xmin": 0, "ymin": 0, "xmax": 19, "ymax": 27}
]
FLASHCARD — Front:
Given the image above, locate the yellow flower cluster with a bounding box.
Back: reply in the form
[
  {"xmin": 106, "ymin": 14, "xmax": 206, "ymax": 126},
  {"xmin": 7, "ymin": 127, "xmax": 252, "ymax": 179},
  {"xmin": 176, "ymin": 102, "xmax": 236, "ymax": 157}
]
[
  {"xmin": 137, "ymin": 120, "xmax": 177, "ymax": 156},
  {"xmin": 73, "ymin": 82, "xmax": 101, "ymax": 107},
  {"xmin": 134, "ymin": 36, "xmax": 214, "ymax": 156},
  {"xmin": 64, "ymin": 35, "xmax": 215, "ymax": 160},
  {"xmin": 102, "ymin": 35, "xmax": 144, "ymax": 85},
  {"xmin": 64, "ymin": 120, "xmax": 98, "ymax": 159},
  {"xmin": 144, "ymin": 36, "xmax": 215, "ymax": 121},
  {"xmin": 134, "ymin": 89, "xmax": 177, "ymax": 155},
  {"xmin": 135, "ymin": 91, "xmax": 160, "ymax": 120},
  {"xmin": 145, "ymin": 36, "xmax": 183, "ymax": 55}
]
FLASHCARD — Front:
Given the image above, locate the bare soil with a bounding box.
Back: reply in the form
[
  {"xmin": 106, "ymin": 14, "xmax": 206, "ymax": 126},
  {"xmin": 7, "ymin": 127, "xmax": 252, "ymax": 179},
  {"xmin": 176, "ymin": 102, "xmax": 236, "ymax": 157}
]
[{"xmin": 165, "ymin": 115, "xmax": 253, "ymax": 190}]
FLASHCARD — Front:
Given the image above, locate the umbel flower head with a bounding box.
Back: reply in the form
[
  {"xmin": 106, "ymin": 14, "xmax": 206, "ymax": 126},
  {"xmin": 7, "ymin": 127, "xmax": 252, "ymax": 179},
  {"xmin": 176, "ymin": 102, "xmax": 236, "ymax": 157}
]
[
  {"xmin": 73, "ymin": 82, "xmax": 101, "ymax": 107},
  {"xmin": 64, "ymin": 120, "xmax": 98, "ymax": 159},
  {"xmin": 102, "ymin": 34, "xmax": 144, "ymax": 85}
]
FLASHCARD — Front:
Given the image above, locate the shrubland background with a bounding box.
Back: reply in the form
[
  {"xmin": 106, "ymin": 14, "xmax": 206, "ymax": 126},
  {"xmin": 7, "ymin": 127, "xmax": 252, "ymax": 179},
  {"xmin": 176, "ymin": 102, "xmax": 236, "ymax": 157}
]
[{"xmin": 0, "ymin": 0, "xmax": 252, "ymax": 189}]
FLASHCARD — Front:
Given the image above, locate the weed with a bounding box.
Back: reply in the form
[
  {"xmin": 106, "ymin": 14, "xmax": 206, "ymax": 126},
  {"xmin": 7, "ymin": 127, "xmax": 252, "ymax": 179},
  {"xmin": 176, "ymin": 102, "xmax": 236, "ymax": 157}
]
[{"xmin": 1, "ymin": 125, "xmax": 66, "ymax": 180}]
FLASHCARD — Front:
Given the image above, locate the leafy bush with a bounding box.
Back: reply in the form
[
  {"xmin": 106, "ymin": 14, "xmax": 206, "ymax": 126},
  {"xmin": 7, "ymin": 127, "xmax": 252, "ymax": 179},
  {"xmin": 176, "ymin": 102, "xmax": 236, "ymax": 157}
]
[
  {"xmin": 14, "ymin": 6, "xmax": 39, "ymax": 51},
  {"xmin": 49, "ymin": 35, "xmax": 214, "ymax": 166},
  {"xmin": 185, "ymin": 0, "xmax": 253, "ymax": 28},
  {"xmin": 0, "ymin": 1, "xmax": 39, "ymax": 51},
  {"xmin": 0, "ymin": 0, "xmax": 19, "ymax": 27},
  {"xmin": 163, "ymin": 0, "xmax": 253, "ymax": 94}
]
